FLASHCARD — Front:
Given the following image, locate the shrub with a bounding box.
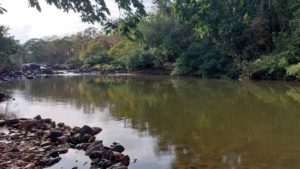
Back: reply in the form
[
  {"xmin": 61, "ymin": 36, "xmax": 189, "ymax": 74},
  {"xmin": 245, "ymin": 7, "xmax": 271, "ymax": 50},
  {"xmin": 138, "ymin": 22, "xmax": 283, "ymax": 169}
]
[
  {"xmin": 287, "ymin": 63, "xmax": 300, "ymax": 78},
  {"xmin": 83, "ymin": 52, "xmax": 113, "ymax": 68},
  {"xmin": 125, "ymin": 50, "xmax": 156, "ymax": 71},
  {"xmin": 250, "ymin": 54, "xmax": 288, "ymax": 79},
  {"xmin": 172, "ymin": 42, "xmax": 229, "ymax": 77}
]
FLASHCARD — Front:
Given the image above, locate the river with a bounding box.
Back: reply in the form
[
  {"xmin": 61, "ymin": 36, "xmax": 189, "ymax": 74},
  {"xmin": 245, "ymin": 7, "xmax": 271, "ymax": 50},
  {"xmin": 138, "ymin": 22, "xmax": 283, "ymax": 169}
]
[{"xmin": 1, "ymin": 75, "xmax": 300, "ymax": 169}]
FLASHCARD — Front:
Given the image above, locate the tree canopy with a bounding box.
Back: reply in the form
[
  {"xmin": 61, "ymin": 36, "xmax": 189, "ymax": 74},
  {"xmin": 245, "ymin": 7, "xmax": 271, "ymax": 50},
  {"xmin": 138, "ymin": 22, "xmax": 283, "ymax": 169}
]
[{"xmin": 0, "ymin": 0, "xmax": 147, "ymax": 36}]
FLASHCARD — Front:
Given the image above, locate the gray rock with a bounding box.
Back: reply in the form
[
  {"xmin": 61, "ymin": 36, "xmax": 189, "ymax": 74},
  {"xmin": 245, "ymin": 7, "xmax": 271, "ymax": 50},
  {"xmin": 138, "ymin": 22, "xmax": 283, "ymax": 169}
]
[
  {"xmin": 92, "ymin": 127, "xmax": 102, "ymax": 135},
  {"xmin": 112, "ymin": 144, "xmax": 125, "ymax": 153},
  {"xmin": 80, "ymin": 125, "xmax": 93, "ymax": 135},
  {"xmin": 48, "ymin": 130, "xmax": 62, "ymax": 139},
  {"xmin": 0, "ymin": 120, "xmax": 5, "ymax": 127},
  {"xmin": 5, "ymin": 119, "xmax": 19, "ymax": 126}
]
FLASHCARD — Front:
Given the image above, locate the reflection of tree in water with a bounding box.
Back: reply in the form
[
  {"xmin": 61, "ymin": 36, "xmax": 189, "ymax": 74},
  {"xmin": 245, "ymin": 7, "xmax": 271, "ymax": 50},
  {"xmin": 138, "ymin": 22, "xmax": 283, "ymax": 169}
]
[
  {"xmin": 83, "ymin": 77, "xmax": 300, "ymax": 169},
  {"xmin": 6, "ymin": 76, "xmax": 300, "ymax": 169}
]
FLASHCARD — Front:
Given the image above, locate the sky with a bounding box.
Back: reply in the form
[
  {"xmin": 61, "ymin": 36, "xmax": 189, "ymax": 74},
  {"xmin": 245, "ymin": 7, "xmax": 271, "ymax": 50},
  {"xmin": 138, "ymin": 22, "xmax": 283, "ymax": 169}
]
[{"xmin": 0, "ymin": 0, "xmax": 154, "ymax": 43}]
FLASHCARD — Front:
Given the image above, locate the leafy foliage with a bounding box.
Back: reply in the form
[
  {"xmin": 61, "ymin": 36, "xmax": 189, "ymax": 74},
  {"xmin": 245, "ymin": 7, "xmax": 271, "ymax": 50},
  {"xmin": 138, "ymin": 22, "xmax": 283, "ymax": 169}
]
[
  {"xmin": 172, "ymin": 42, "xmax": 229, "ymax": 78},
  {"xmin": 26, "ymin": 0, "xmax": 147, "ymax": 36},
  {"xmin": 83, "ymin": 52, "xmax": 113, "ymax": 68},
  {"xmin": 0, "ymin": 26, "xmax": 22, "ymax": 69},
  {"xmin": 124, "ymin": 49, "xmax": 156, "ymax": 71}
]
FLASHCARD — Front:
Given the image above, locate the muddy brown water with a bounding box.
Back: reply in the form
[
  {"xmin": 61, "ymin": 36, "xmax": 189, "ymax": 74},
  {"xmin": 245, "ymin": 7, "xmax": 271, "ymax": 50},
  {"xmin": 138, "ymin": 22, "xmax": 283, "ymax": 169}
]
[{"xmin": 1, "ymin": 75, "xmax": 300, "ymax": 169}]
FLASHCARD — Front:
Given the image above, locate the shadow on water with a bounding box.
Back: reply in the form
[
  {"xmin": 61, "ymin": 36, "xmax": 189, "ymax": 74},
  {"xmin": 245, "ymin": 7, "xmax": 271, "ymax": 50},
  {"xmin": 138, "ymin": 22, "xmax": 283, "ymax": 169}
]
[{"xmin": 1, "ymin": 75, "xmax": 300, "ymax": 169}]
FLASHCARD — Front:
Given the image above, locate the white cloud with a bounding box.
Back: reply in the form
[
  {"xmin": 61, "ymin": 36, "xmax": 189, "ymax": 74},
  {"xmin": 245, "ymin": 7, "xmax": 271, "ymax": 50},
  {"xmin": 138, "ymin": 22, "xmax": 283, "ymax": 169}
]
[{"xmin": 0, "ymin": 0, "xmax": 153, "ymax": 43}]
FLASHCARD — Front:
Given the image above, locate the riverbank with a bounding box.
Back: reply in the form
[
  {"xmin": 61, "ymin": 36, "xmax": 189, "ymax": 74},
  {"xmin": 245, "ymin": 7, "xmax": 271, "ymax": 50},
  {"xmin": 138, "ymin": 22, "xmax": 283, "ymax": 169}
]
[
  {"xmin": 0, "ymin": 115, "xmax": 130, "ymax": 169},
  {"xmin": 0, "ymin": 64, "xmax": 54, "ymax": 82}
]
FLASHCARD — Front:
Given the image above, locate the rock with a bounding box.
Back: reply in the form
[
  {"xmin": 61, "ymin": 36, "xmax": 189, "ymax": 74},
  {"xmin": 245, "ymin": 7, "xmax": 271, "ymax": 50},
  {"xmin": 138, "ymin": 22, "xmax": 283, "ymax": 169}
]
[
  {"xmin": 89, "ymin": 151, "xmax": 103, "ymax": 159},
  {"xmin": 26, "ymin": 132, "xmax": 36, "ymax": 137},
  {"xmin": 49, "ymin": 151, "xmax": 59, "ymax": 158},
  {"xmin": 63, "ymin": 125, "xmax": 71, "ymax": 131},
  {"xmin": 43, "ymin": 145, "xmax": 52, "ymax": 151},
  {"xmin": 41, "ymin": 141, "xmax": 52, "ymax": 147},
  {"xmin": 75, "ymin": 143, "xmax": 91, "ymax": 150},
  {"xmin": 9, "ymin": 147, "xmax": 20, "ymax": 152},
  {"xmin": 57, "ymin": 148, "xmax": 68, "ymax": 154},
  {"xmin": 86, "ymin": 141, "xmax": 104, "ymax": 156},
  {"xmin": 90, "ymin": 165, "xmax": 99, "ymax": 169},
  {"xmin": 26, "ymin": 75, "xmax": 35, "ymax": 80},
  {"xmin": 57, "ymin": 123, "xmax": 65, "ymax": 128},
  {"xmin": 20, "ymin": 119, "xmax": 37, "ymax": 129},
  {"xmin": 48, "ymin": 130, "xmax": 62, "ymax": 139},
  {"xmin": 90, "ymin": 158, "xmax": 101, "ymax": 165},
  {"xmin": 121, "ymin": 155, "xmax": 130, "ymax": 166},
  {"xmin": 92, "ymin": 127, "xmax": 102, "ymax": 135},
  {"xmin": 70, "ymin": 130, "xmax": 77, "ymax": 136},
  {"xmin": 113, "ymin": 151, "xmax": 125, "ymax": 160},
  {"xmin": 97, "ymin": 159, "xmax": 112, "ymax": 168},
  {"xmin": 88, "ymin": 136, "xmax": 96, "ymax": 143},
  {"xmin": 82, "ymin": 134, "xmax": 93, "ymax": 143},
  {"xmin": 22, "ymin": 63, "xmax": 41, "ymax": 71},
  {"xmin": 80, "ymin": 125, "xmax": 93, "ymax": 135},
  {"xmin": 43, "ymin": 118, "xmax": 52, "ymax": 123},
  {"xmin": 24, "ymin": 163, "xmax": 35, "ymax": 169},
  {"xmin": 0, "ymin": 116, "xmax": 126, "ymax": 169},
  {"xmin": 57, "ymin": 135, "xmax": 69, "ymax": 144},
  {"xmin": 109, "ymin": 162, "xmax": 128, "ymax": 169},
  {"xmin": 72, "ymin": 133, "xmax": 82, "ymax": 143},
  {"xmin": 51, "ymin": 121, "xmax": 56, "ymax": 128},
  {"xmin": 22, "ymin": 154, "xmax": 35, "ymax": 162},
  {"xmin": 44, "ymin": 123, "xmax": 52, "ymax": 130},
  {"xmin": 15, "ymin": 160, "xmax": 26, "ymax": 166},
  {"xmin": 87, "ymin": 140, "xmax": 103, "ymax": 149},
  {"xmin": 39, "ymin": 157, "xmax": 62, "ymax": 166},
  {"xmin": 111, "ymin": 144, "xmax": 125, "ymax": 153},
  {"xmin": 5, "ymin": 119, "xmax": 19, "ymax": 126},
  {"xmin": 72, "ymin": 167, "xmax": 78, "ymax": 169},
  {"xmin": 0, "ymin": 120, "xmax": 5, "ymax": 127},
  {"xmin": 34, "ymin": 115, "xmax": 42, "ymax": 120},
  {"xmin": 49, "ymin": 157, "xmax": 62, "ymax": 166},
  {"xmin": 72, "ymin": 126, "xmax": 81, "ymax": 133}
]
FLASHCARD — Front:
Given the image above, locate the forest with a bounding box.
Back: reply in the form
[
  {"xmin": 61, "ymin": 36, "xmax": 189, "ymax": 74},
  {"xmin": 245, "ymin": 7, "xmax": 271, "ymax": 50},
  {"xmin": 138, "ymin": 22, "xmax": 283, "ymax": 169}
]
[{"xmin": 1, "ymin": 0, "xmax": 300, "ymax": 80}]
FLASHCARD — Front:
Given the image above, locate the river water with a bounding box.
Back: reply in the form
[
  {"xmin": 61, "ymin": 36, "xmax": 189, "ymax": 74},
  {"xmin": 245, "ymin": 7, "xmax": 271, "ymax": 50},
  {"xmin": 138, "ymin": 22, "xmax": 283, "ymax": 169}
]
[{"xmin": 1, "ymin": 75, "xmax": 300, "ymax": 169}]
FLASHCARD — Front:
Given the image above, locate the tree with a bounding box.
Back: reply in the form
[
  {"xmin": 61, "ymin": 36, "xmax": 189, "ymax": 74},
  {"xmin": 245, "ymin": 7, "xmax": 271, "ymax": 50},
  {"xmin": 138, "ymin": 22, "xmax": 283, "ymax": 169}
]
[
  {"xmin": 0, "ymin": 26, "xmax": 22, "ymax": 69},
  {"xmin": 0, "ymin": 3, "xmax": 7, "ymax": 14},
  {"xmin": 1, "ymin": 0, "xmax": 147, "ymax": 36}
]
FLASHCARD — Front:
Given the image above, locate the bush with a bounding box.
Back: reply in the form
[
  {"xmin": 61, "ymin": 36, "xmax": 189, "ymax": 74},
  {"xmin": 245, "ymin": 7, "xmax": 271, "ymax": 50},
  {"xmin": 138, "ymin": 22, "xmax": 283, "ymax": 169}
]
[
  {"xmin": 172, "ymin": 42, "xmax": 229, "ymax": 77},
  {"xmin": 250, "ymin": 54, "xmax": 288, "ymax": 79},
  {"xmin": 287, "ymin": 63, "xmax": 300, "ymax": 78},
  {"xmin": 125, "ymin": 50, "xmax": 156, "ymax": 71},
  {"xmin": 83, "ymin": 52, "xmax": 113, "ymax": 68}
]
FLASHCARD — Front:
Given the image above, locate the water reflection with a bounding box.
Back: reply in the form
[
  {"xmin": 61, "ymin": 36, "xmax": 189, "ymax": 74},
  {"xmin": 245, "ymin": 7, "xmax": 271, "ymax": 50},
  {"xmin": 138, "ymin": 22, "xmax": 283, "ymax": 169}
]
[{"xmin": 1, "ymin": 75, "xmax": 300, "ymax": 169}]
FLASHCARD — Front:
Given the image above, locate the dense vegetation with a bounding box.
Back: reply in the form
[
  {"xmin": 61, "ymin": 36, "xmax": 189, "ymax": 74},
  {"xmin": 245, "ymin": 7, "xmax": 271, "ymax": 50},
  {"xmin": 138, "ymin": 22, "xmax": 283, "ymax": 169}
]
[{"xmin": 0, "ymin": 0, "xmax": 300, "ymax": 80}]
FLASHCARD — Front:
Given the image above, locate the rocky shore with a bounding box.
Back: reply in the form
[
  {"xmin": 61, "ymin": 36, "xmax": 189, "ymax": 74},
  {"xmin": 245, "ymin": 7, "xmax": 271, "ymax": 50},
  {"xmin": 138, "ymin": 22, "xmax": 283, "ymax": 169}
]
[
  {"xmin": 0, "ymin": 115, "xmax": 130, "ymax": 169},
  {"xmin": 0, "ymin": 63, "xmax": 128, "ymax": 83},
  {"xmin": 0, "ymin": 64, "xmax": 55, "ymax": 82}
]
